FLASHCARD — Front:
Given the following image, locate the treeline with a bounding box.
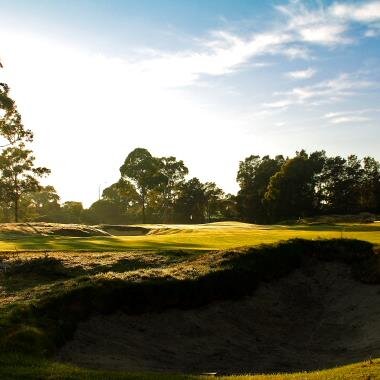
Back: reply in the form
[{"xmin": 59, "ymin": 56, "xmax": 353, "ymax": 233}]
[
  {"xmin": 0, "ymin": 148, "xmax": 237, "ymax": 224},
  {"xmin": 2, "ymin": 148, "xmax": 379, "ymax": 225},
  {"xmin": 237, "ymin": 150, "xmax": 380, "ymax": 223}
]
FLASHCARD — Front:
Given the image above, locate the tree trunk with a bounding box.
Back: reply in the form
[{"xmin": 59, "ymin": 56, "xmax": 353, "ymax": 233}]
[
  {"xmin": 14, "ymin": 196, "xmax": 19, "ymax": 222},
  {"xmin": 141, "ymin": 191, "xmax": 146, "ymax": 224}
]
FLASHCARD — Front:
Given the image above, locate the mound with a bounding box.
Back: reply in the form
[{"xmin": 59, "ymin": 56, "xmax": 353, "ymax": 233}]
[
  {"xmin": 57, "ymin": 260, "xmax": 380, "ymax": 375},
  {"xmin": 0, "ymin": 223, "xmax": 110, "ymax": 237}
]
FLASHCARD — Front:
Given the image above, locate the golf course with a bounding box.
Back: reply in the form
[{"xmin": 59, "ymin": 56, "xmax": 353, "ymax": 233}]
[
  {"xmin": 0, "ymin": 221, "xmax": 379, "ymax": 379},
  {"xmin": 1, "ymin": 221, "xmax": 380, "ymax": 251},
  {"xmin": 1, "ymin": 1, "xmax": 380, "ymax": 377}
]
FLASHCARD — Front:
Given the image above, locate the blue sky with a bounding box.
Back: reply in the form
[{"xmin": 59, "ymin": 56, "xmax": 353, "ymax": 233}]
[{"xmin": 0, "ymin": 0, "xmax": 379, "ymax": 205}]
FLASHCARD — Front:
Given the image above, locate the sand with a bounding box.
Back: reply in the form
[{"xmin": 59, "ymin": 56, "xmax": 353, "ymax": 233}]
[{"xmin": 58, "ymin": 261, "xmax": 380, "ymax": 375}]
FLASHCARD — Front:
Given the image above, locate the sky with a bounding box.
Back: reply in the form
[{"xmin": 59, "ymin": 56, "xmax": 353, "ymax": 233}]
[{"xmin": 0, "ymin": 0, "xmax": 379, "ymax": 206}]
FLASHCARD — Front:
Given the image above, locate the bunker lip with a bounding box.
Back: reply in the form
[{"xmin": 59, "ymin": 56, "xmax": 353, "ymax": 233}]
[
  {"xmin": 57, "ymin": 260, "xmax": 380, "ymax": 375},
  {"xmin": 97, "ymin": 224, "xmax": 151, "ymax": 236}
]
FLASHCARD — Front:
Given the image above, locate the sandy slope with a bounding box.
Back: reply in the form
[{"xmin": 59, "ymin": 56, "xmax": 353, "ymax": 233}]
[{"xmin": 58, "ymin": 261, "xmax": 380, "ymax": 375}]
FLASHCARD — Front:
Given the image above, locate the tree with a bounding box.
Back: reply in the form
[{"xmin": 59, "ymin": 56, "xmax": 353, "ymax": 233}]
[
  {"xmin": 203, "ymin": 182, "xmax": 224, "ymax": 222},
  {"xmin": 157, "ymin": 156, "xmax": 188, "ymax": 222},
  {"xmin": 20, "ymin": 185, "xmax": 61, "ymax": 221},
  {"xmin": 319, "ymin": 155, "xmax": 363, "ymax": 214},
  {"xmin": 95, "ymin": 179, "xmax": 140, "ymax": 223},
  {"xmin": 345, "ymin": 155, "xmax": 364, "ymax": 213},
  {"xmin": 102, "ymin": 179, "xmax": 139, "ymax": 214},
  {"xmin": 61, "ymin": 201, "xmax": 84, "ymax": 223},
  {"xmin": 84, "ymin": 199, "xmax": 125, "ymax": 224},
  {"xmin": 218, "ymin": 193, "xmax": 238, "ymax": 220},
  {"xmin": 0, "ymin": 63, "xmax": 49, "ymax": 222},
  {"xmin": 0, "ymin": 82, "xmax": 33, "ymax": 147},
  {"xmin": 236, "ymin": 155, "xmax": 284, "ymax": 222},
  {"xmin": 175, "ymin": 178, "xmax": 206, "ymax": 223},
  {"xmin": 264, "ymin": 151, "xmax": 319, "ymax": 221},
  {"xmin": 0, "ymin": 144, "xmax": 50, "ymax": 221},
  {"xmin": 0, "ymin": 82, "xmax": 15, "ymax": 113},
  {"xmin": 119, "ymin": 148, "xmax": 164, "ymax": 223},
  {"xmin": 308, "ymin": 150, "xmax": 327, "ymax": 212},
  {"xmin": 361, "ymin": 157, "xmax": 380, "ymax": 213}
]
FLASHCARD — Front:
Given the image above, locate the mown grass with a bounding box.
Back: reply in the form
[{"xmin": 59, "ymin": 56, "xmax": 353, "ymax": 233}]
[{"xmin": 0, "ymin": 221, "xmax": 379, "ymax": 251}]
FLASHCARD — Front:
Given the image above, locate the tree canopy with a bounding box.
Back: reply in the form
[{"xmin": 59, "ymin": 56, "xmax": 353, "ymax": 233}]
[
  {"xmin": 237, "ymin": 150, "xmax": 380, "ymax": 223},
  {"xmin": 0, "ymin": 64, "xmax": 50, "ymax": 221}
]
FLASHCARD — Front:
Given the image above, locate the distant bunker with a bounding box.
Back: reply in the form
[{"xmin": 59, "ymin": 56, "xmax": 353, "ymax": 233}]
[
  {"xmin": 58, "ymin": 259, "xmax": 380, "ymax": 375},
  {"xmin": 97, "ymin": 225, "xmax": 151, "ymax": 236}
]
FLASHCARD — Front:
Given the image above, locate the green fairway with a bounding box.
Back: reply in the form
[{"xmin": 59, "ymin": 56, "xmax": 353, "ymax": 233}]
[{"xmin": 1, "ymin": 221, "xmax": 379, "ymax": 251}]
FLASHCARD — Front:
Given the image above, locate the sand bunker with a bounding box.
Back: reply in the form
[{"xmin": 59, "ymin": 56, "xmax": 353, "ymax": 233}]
[
  {"xmin": 97, "ymin": 225, "xmax": 151, "ymax": 236},
  {"xmin": 58, "ymin": 261, "xmax": 380, "ymax": 374}
]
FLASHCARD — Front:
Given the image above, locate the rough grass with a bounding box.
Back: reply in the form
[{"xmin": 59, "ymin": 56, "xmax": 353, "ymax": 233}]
[{"xmin": 0, "ymin": 221, "xmax": 380, "ymax": 251}]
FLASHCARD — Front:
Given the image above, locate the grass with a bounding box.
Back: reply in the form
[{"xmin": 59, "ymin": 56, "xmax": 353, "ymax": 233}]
[
  {"xmin": 0, "ymin": 223, "xmax": 379, "ymax": 379},
  {"xmin": 0, "ymin": 221, "xmax": 380, "ymax": 251},
  {"xmin": 0, "ymin": 355, "xmax": 378, "ymax": 379}
]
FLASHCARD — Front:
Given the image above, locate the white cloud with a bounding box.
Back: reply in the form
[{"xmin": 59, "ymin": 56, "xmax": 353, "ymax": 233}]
[
  {"xmin": 264, "ymin": 73, "xmax": 375, "ymax": 110},
  {"xmin": 324, "ymin": 108, "xmax": 380, "ymax": 124},
  {"xmin": 38, "ymin": 0, "xmax": 377, "ymax": 97},
  {"xmin": 286, "ymin": 68, "xmax": 316, "ymax": 79},
  {"xmin": 262, "ymin": 99, "xmax": 293, "ymax": 110},
  {"xmin": 277, "ymin": 1, "xmax": 380, "ymax": 46},
  {"xmin": 281, "ymin": 46, "xmax": 311, "ymax": 60},
  {"xmin": 298, "ymin": 23, "xmax": 349, "ymax": 45},
  {"xmin": 330, "ymin": 1, "xmax": 380, "ymax": 22},
  {"xmin": 329, "ymin": 116, "xmax": 370, "ymax": 124},
  {"xmin": 62, "ymin": 0, "xmax": 378, "ymax": 92},
  {"xmin": 138, "ymin": 31, "xmax": 293, "ymax": 87},
  {"xmin": 277, "ymin": 2, "xmax": 350, "ymax": 46},
  {"xmin": 365, "ymin": 27, "xmax": 380, "ymax": 37}
]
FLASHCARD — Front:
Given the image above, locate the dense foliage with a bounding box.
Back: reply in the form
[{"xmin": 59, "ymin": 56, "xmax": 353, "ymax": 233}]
[
  {"xmin": 1, "ymin": 147, "xmax": 379, "ymax": 224},
  {"xmin": 237, "ymin": 150, "xmax": 380, "ymax": 223},
  {"xmin": 0, "ymin": 147, "xmax": 236, "ymax": 224}
]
